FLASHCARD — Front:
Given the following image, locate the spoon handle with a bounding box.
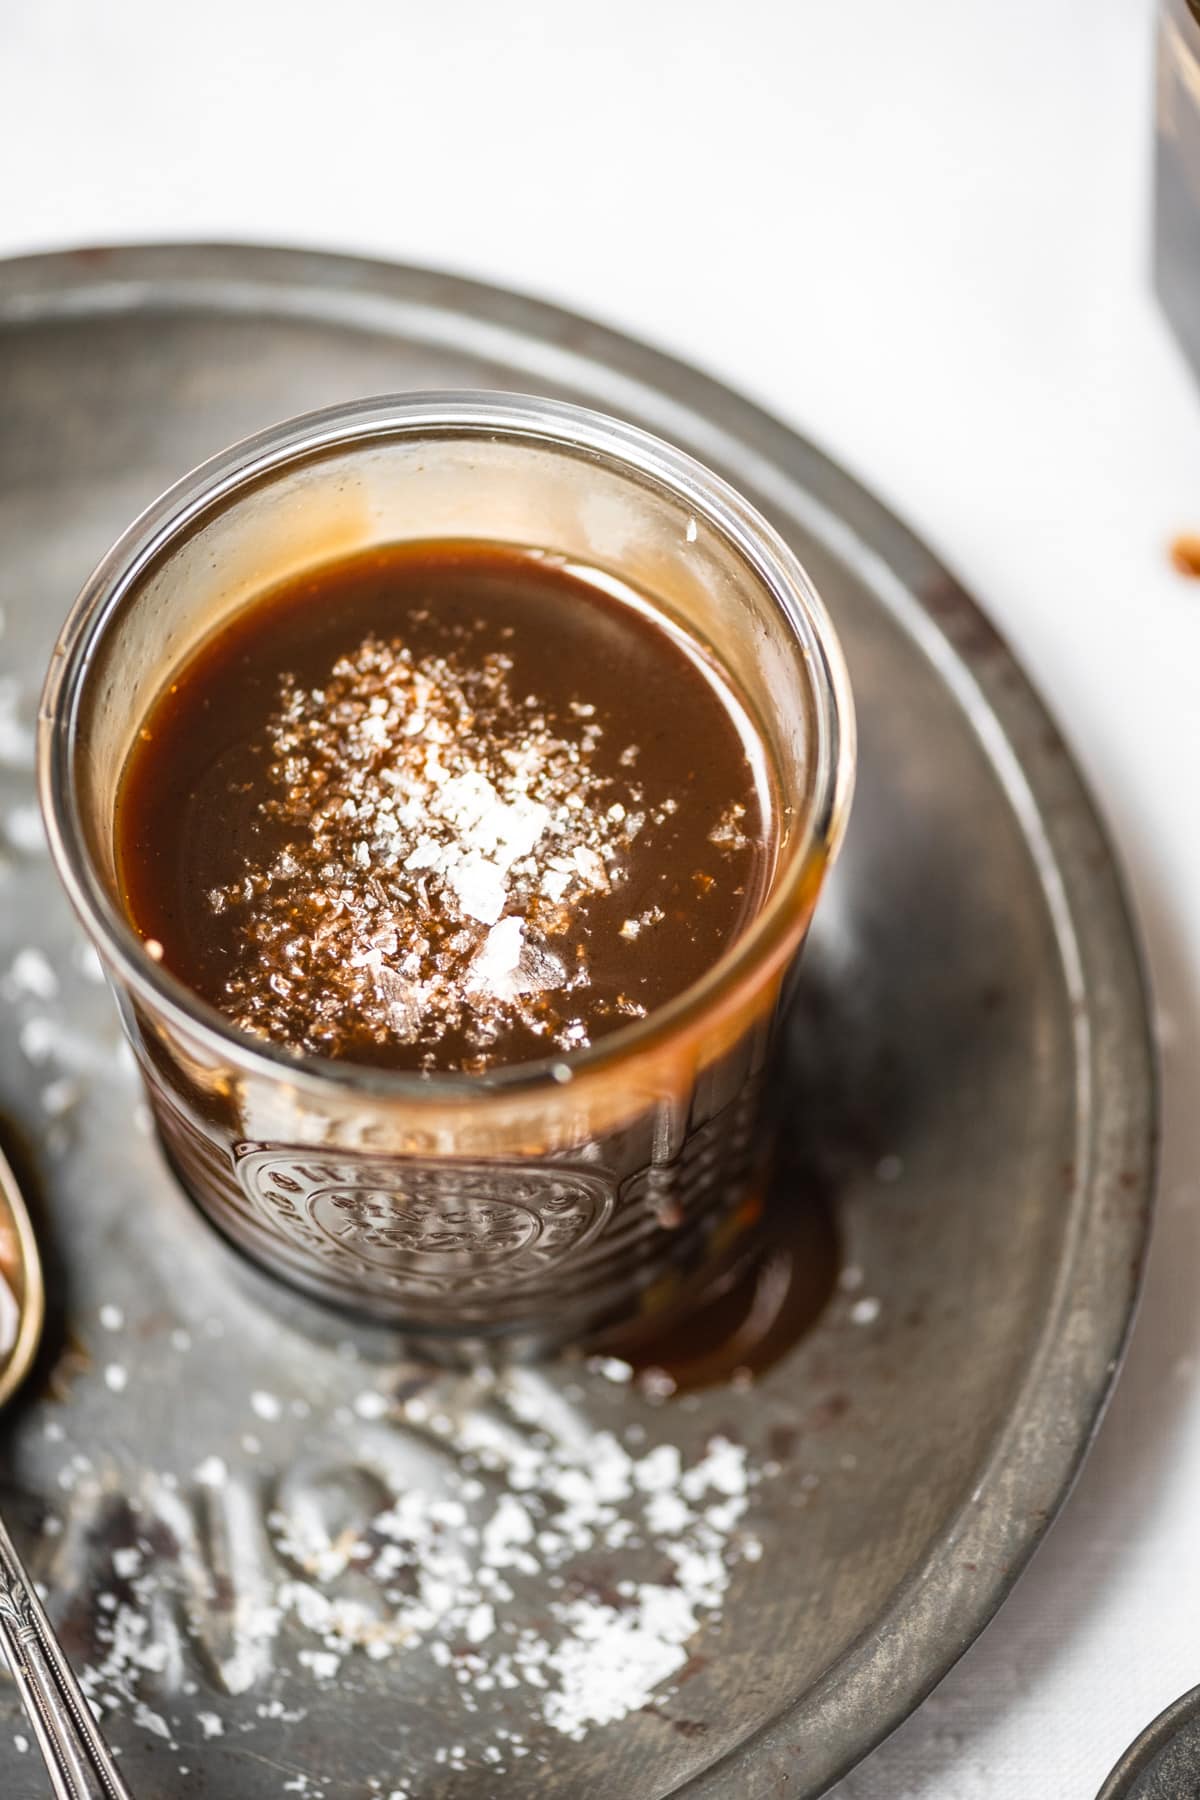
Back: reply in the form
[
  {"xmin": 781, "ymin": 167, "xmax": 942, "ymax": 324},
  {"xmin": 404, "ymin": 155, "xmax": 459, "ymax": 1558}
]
[{"xmin": 0, "ymin": 1510, "xmax": 133, "ymax": 1799}]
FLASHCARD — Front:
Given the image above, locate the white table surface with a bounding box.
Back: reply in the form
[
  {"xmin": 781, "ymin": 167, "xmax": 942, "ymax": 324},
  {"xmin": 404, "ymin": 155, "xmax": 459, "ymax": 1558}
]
[{"xmin": 2, "ymin": 1, "xmax": 1199, "ymax": 1793}]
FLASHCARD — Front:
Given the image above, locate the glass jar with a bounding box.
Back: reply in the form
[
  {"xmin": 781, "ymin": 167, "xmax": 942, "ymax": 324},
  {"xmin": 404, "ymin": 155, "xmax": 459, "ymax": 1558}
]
[
  {"xmin": 39, "ymin": 393, "xmax": 854, "ymax": 1347},
  {"xmin": 1156, "ymin": 0, "xmax": 1200, "ymax": 385}
]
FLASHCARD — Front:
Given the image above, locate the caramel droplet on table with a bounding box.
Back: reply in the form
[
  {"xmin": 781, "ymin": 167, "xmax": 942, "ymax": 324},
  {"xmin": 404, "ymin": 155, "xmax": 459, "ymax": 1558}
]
[{"xmin": 1169, "ymin": 533, "xmax": 1200, "ymax": 577}]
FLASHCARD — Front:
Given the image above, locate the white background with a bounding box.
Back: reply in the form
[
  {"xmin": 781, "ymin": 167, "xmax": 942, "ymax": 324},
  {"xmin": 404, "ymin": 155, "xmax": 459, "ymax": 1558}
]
[{"xmin": 2, "ymin": 1, "xmax": 1200, "ymax": 1793}]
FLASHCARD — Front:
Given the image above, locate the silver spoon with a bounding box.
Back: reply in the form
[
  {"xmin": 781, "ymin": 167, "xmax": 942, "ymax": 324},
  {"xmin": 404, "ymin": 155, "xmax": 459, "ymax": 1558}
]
[{"xmin": 0, "ymin": 1143, "xmax": 133, "ymax": 1799}]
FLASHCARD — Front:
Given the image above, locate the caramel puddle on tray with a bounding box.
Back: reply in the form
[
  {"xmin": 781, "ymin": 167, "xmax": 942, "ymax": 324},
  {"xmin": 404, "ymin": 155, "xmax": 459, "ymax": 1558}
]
[{"xmin": 588, "ymin": 1183, "xmax": 840, "ymax": 1392}]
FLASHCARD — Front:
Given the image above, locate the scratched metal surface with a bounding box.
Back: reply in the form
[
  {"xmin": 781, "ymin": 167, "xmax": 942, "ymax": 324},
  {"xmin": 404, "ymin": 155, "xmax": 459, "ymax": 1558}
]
[{"xmin": 0, "ymin": 246, "xmax": 1156, "ymax": 1798}]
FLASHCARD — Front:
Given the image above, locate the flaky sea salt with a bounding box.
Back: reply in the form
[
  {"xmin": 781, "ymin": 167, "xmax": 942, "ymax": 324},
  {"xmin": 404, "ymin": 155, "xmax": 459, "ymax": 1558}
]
[
  {"xmin": 297, "ymin": 1650, "xmax": 340, "ymax": 1682},
  {"xmin": 40, "ymin": 1076, "xmax": 79, "ymax": 1119},
  {"xmin": 49, "ymin": 1361, "xmax": 768, "ymax": 1773},
  {"xmin": 6, "ymin": 946, "xmax": 58, "ymax": 1000},
  {"xmin": 586, "ymin": 1356, "xmax": 634, "ymax": 1384},
  {"xmin": 210, "ymin": 633, "xmax": 658, "ymax": 1065},
  {"xmin": 353, "ymin": 1391, "xmax": 389, "ymax": 1420}
]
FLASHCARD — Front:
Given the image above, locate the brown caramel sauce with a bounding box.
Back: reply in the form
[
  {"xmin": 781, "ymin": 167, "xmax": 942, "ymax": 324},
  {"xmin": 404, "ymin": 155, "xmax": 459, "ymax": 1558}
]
[{"xmin": 116, "ymin": 540, "xmax": 773, "ymax": 1073}]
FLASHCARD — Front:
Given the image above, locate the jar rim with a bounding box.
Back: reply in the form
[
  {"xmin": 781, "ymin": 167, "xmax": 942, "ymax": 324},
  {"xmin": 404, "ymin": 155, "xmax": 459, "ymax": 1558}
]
[{"xmin": 38, "ymin": 390, "xmax": 856, "ymax": 1105}]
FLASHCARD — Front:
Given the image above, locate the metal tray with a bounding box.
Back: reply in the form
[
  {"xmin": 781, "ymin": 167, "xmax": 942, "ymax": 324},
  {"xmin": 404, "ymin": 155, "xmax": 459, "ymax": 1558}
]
[
  {"xmin": 0, "ymin": 245, "xmax": 1156, "ymax": 1798},
  {"xmin": 1097, "ymin": 1684, "xmax": 1200, "ymax": 1799}
]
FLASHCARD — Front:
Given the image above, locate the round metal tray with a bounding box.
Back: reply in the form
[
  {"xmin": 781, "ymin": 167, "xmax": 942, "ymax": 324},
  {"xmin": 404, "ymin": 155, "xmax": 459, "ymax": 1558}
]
[
  {"xmin": 1098, "ymin": 1684, "xmax": 1200, "ymax": 1799},
  {"xmin": 0, "ymin": 245, "xmax": 1156, "ymax": 1798}
]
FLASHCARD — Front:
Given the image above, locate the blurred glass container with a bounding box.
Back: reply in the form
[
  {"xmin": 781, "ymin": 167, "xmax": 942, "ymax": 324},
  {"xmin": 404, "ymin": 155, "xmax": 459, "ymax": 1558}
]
[{"xmin": 1156, "ymin": 0, "xmax": 1200, "ymax": 385}]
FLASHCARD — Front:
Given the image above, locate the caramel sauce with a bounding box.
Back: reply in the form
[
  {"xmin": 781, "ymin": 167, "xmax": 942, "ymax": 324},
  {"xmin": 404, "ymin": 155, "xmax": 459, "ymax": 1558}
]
[{"xmin": 116, "ymin": 541, "xmax": 774, "ymax": 1072}]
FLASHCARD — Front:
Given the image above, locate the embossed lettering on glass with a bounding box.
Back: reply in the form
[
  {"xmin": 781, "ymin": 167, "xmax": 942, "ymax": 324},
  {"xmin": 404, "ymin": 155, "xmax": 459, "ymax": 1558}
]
[{"xmin": 39, "ymin": 394, "xmax": 855, "ymax": 1344}]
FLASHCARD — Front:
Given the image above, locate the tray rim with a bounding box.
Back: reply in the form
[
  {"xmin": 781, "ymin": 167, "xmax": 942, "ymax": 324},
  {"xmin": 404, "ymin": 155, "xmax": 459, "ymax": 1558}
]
[
  {"xmin": 1096, "ymin": 1682, "xmax": 1200, "ymax": 1799},
  {"xmin": 0, "ymin": 241, "xmax": 1160, "ymax": 1797}
]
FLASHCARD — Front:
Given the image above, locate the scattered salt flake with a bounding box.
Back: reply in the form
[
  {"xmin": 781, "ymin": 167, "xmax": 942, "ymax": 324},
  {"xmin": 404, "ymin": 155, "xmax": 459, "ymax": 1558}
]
[
  {"xmin": 132, "ymin": 1701, "xmax": 169, "ymax": 1740},
  {"xmin": 13, "ymin": 1734, "xmax": 27, "ymax": 1752},
  {"xmin": 645, "ymin": 1491, "xmax": 691, "ymax": 1536},
  {"xmin": 297, "ymin": 1649, "xmax": 341, "ymax": 1681},
  {"xmin": 104, "ymin": 1363, "xmax": 128, "ymax": 1393},
  {"xmin": 586, "ymin": 1356, "xmax": 634, "ymax": 1384},
  {"xmin": 850, "ymin": 1296, "xmax": 881, "ymax": 1326},
  {"xmin": 465, "ymin": 1602, "xmax": 495, "ymax": 1645},
  {"xmin": 111, "ymin": 1548, "xmax": 142, "ymax": 1579},
  {"xmin": 250, "ymin": 1389, "xmax": 282, "ymax": 1421},
  {"xmin": 639, "ymin": 1366, "xmax": 677, "ymax": 1400},
  {"xmin": 98, "ymin": 1303, "xmax": 124, "ymax": 1332},
  {"xmin": 838, "ymin": 1263, "xmax": 864, "ymax": 1293},
  {"xmin": 480, "ymin": 1492, "xmax": 537, "ymax": 1574},
  {"xmin": 634, "ymin": 1444, "xmax": 682, "ymax": 1493},
  {"xmin": 7, "ymin": 946, "xmax": 58, "ymax": 999},
  {"xmin": 466, "ymin": 914, "xmax": 549, "ymax": 1000},
  {"xmin": 197, "ymin": 1711, "xmax": 224, "ymax": 1739},
  {"xmin": 541, "ymin": 1588, "xmax": 698, "ymax": 1738},
  {"xmin": 193, "ymin": 1455, "xmax": 227, "ymax": 1488},
  {"xmin": 353, "ymin": 1390, "xmax": 389, "ymax": 1420},
  {"xmin": 41, "ymin": 1076, "xmax": 79, "ymax": 1118},
  {"xmin": 681, "ymin": 1437, "xmax": 748, "ymax": 1501},
  {"xmin": 447, "ymin": 853, "xmax": 508, "ymax": 927},
  {"xmin": 18, "ymin": 1017, "xmax": 56, "ymax": 1064}
]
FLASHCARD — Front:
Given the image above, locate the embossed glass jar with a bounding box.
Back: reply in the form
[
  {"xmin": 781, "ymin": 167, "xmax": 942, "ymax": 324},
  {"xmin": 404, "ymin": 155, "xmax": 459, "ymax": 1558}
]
[{"xmin": 39, "ymin": 394, "xmax": 854, "ymax": 1344}]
